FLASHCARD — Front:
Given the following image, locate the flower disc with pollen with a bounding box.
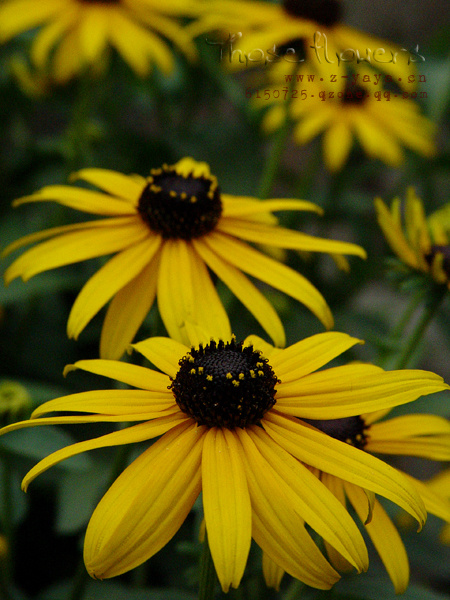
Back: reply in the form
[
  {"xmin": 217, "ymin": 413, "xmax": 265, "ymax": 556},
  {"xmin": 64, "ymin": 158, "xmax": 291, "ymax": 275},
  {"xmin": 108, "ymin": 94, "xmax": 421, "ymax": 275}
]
[
  {"xmin": 303, "ymin": 416, "xmax": 368, "ymax": 449},
  {"xmin": 170, "ymin": 338, "xmax": 279, "ymax": 428},
  {"xmin": 138, "ymin": 163, "xmax": 222, "ymax": 240}
]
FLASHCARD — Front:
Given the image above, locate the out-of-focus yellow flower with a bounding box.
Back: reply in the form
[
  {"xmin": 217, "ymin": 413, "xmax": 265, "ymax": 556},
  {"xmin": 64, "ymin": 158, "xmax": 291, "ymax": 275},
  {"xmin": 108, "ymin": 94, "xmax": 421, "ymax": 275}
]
[
  {"xmin": 0, "ymin": 380, "xmax": 32, "ymax": 424},
  {"xmin": 375, "ymin": 189, "xmax": 450, "ymax": 288},
  {"xmin": 0, "ymin": 0, "xmax": 201, "ymax": 82}
]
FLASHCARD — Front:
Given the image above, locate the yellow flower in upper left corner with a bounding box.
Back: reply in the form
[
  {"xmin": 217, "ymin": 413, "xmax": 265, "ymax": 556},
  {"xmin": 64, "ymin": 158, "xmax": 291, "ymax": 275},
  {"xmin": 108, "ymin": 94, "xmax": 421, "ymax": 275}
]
[
  {"xmin": 0, "ymin": 0, "xmax": 199, "ymax": 81},
  {"xmin": 2, "ymin": 157, "xmax": 366, "ymax": 359}
]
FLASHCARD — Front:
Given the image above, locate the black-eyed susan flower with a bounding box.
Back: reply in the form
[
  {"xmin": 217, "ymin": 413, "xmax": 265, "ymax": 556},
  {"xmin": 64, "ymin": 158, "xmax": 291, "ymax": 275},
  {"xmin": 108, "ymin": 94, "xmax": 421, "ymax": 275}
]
[
  {"xmin": 260, "ymin": 71, "xmax": 436, "ymax": 171},
  {"xmin": 0, "ymin": 0, "xmax": 200, "ymax": 82},
  {"xmin": 189, "ymin": 0, "xmax": 416, "ymax": 84},
  {"xmin": 2, "ymin": 157, "xmax": 366, "ymax": 359},
  {"xmin": 375, "ymin": 189, "xmax": 450, "ymax": 289},
  {"xmin": 246, "ymin": 337, "xmax": 450, "ymax": 593},
  {"xmin": 1, "ymin": 332, "xmax": 448, "ymax": 590}
]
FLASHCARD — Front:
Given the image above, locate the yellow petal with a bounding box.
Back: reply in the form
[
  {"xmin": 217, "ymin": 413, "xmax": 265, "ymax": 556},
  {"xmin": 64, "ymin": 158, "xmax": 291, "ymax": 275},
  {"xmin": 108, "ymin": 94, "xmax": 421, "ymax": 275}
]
[
  {"xmin": 31, "ymin": 389, "xmax": 175, "ymax": 418},
  {"xmin": 374, "ymin": 197, "xmax": 420, "ymax": 269},
  {"xmin": 263, "ymin": 411, "xmax": 426, "ymax": 526},
  {"xmin": 218, "ymin": 219, "xmax": 366, "ymax": 258},
  {"xmin": 248, "ymin": 427, "xmax": 368, "ymax": 572},
  {"xmin": 193, "ymin": 238, "xmax": 286, "ymax": 347},
  {"xmin": 132, "ymin": 337, "xmax": 189, "ymax": 378},
  {"xmin": 0, "ymin": 0, "xmax": 63, "ymax": 42},
  {"xmin": 204, "ymin": 232, "xmax": 333, "ymax": 329},
  {"xmin": 235, "ymin": 428, "xmax": 339, "ymax": 589},
  {"xmin": 22, "ymin": 413, "xmax": 188, "ymax": 490},
  {"xmin": 202, "ymin": 429, "xmax": 252, "ymax": 592},
  {"xmin": 157, "ymin": 240, "xmax": 230, "ymax": 346},
  {"xmin": 345, "ymin": 483, "xmax": 409, "ymax": 594},
  {"xmin": 400, "ymin": 471, "xmax": 450, "ymax": 523},
  {"xmin": 100, "ymin": 251, "xmax": 160, "ymax": 360},
  {"xmin": 323, "ymin": 121, "xmax": 353, "ymax": 172},
  {"xmin": 71, "ymin": 168, "xmax": 144, "ymax": 203},
  {"xmin": 13, "ymin": 186, "xmax": 136, "ymax": 215},
  {"xmin": 271, "ymin": 332, "xmax": 363, "ymax": 382},
  {"xmin": 5, "ymin": 220, "xmax": 148, "ymax": 283},
  {"xmin": 64, "ymin": 359, "xmax": 170, "ymax": 392},
  {"xmin": 221, "ymin": 197, "xmax": 323, "ymax": 219},
  {"xmin": 262, "ymin": 553, "xmax": 284, "ymax": 590},
  {"xmin": 84, "ymin": 421, "xmax": 204, "ymax": 578},
  {"xmin": 276, "ymin": 366, "xmax": 449, "ymax": 419},
  {"xmin": 67, "ymin": 236, "xmax": 161, "ymax": 340}
]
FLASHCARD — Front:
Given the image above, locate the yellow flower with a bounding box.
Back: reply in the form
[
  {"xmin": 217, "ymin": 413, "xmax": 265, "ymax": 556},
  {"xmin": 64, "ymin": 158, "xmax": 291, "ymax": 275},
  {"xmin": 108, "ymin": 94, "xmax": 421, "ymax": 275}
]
[
  {"xmin": 375, "ymin": 188, "xmax": 450, "ymax": 288},
  {"xmin": 422, "ymin": 469, "xmax": 450, "ymax": 545},
  {"xmin": 251, "ymin": 338, "xmax": 450, "ymax": 593},
  {"xmin": 2, "ymin": 157, "xmax": 366, "ymax": 358},
  {"xmin": 1, "ymin": 332, "xmax": 447, "ymax": 590},
  {"xmin": 261, "ymin": 72, "xmax": 436, "ymax": 171},
  {"xmin": 0, "ymin": 0, "xmax": 199, "ymax": 82},
  {"xmin": 189, "ymin": 0, "xmax": 416, "ymax": 84}
]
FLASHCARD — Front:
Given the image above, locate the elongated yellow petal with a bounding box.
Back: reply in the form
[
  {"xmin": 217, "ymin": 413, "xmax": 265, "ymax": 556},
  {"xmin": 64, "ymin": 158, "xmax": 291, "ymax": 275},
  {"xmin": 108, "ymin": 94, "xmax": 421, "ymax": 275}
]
[
  {"xmin": 204, "ymin": 232, "xmax": 333, "ymax": 328},
  {"xmin": 263, "ymin": 412, "xmax": 426, "ymax": 526},
  {"xmin": 77, "ymin": 6, "xmax": 108, "ymax": 64},
  {"xmin": 5, "ymin": 220, "xmax": 148, "ymax": 283},
  {"xmin": 100, "ymin": 251, "xmax": 160, "ymax": 360},
  {"xmin": 22, "ymin": 413, "xmax": 188, "ymax": 490},
  {"xmin": 345, "ymin": 483, "xmax": 409, "ymax": 593},
  {"xmin": 64, "ymin": 359, "xmax": 170, "ymax": 392},
  {"xmin": 221, "ymin": 197, "xmax": 323, "ymax": 218},
  {"xmin": 271, "ymin": 332, "xmax": 363, "ymax": 382},
  {"xmin": 323, "ymin": 121, "xmax": 353, "ymax": 172},
  {"xmin": 235, "ymin": 429, "xmax": 339, "ymax": 589},
  {"xmin": 71, "ymin": 168, "xmax": 144, "ymax": 203},
  {"xmin": 132, "ymin": 337, "xmax": 189, "ymax": 378},
  {"xmin": 202, "ymin": 429, "xmax": 252, "ymax": 592},
  {"xmin": 193, "ymin": 238, "xmax": 286, "ymax": 347},
  {"xmin": 374, "ymin": 197, "xmax": 420, "ymax": 268},
  {"xmin": 217, "ymin": 220, "xmax": 366, "ymax": 258},
  {"xmin": 13, "ymin": 186, "xmax": 136, "ymax": 215},
  {"xmin": 31, "ymin": 389, "xmax": 175, "ymax": 418},
  {"xmin": 369, "ymin": 414, "xmax": 450, "ymax": 439},
  {"xmin": 67, "ymin": 236, "xmax": 161, "ymax": 340},
  {"xmin": 262, "ymin": 553, "xmax": 285, "ymax": 590},
  {"xmin": 276, "ymin": 366, "xmax": 449, "ymax": 419},
  {"xmin": 157, "ymin": 240, "xmax": 230, "ymax": 346},
  {"xmin": 84, "ymin": 422, "xmax": 204, "ymax": 578},
  {"xmin": 400, "ymin": 471, "xmax": 450, "ymax": 523},
  {"xmin": 0, "ymin": 0, "xmax": 63, "ymax": 42},
  {"xmin": 31, "ymin": 10, "xmax": 76, "ymax": 68},
  {"xmin": 367, "ymin": 438, "xmax": 450, "ymax": 461},
  {"xmin": 248, "ymin": 427, "xmax": 368, "ymax": 571}
]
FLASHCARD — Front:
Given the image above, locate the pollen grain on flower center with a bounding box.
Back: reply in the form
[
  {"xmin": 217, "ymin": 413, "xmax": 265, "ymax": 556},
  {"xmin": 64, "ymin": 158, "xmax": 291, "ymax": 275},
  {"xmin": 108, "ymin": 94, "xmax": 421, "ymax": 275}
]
[
  {"xmin": 282, "ymin": 0, "xmax": 342, "ymax": 27},
  {"xmin": 303, "ymin": 416, "xmax": 368, "ymax": 449},
  {"xmin": 170, "ymin": 338, "xmax": 279, "ymax": 429},
  {"xmin": 137, "ymin": 164, "xmax": 222, "ymax": 240}
]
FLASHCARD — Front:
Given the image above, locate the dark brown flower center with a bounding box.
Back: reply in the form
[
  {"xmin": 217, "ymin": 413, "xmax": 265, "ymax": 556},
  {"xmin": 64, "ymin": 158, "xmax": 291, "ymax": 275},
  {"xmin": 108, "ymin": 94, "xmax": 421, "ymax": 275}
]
[
  {"xmin": 170, "ymin": 338, "xmax": 279, "ymax": 429},
  {"xmin": 342, "ymin": 84, "xmax": 368, "ymax": 105},
  {"xmin": 303, "ymin": 416, "xmax": 368, "ymax": 449},
  {"xmin": 137, "ymin": 164, "xmax": 222, "ymax": 240},
  {"xmin": 282, "ymin": 0, "xmax": 342, "ymax": 27},
  {"xmin": 277, "ymin": 38, "xmax": 307, "ymax": 61},
  {"xmin": 425, "ymin": 245, "xmax": 450, "ymax": 279}
]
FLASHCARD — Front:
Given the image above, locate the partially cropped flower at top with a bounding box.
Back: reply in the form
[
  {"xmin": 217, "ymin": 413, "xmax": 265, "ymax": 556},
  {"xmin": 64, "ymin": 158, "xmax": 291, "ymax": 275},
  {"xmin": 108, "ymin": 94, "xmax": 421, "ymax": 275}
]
[
  {"xmin": 1, "ymin": 332, "xmax": 448, "ymax": 590},
  {"xmin": 188, "ymin": 0, "xmax": 417, "ymax": 85},
  {"xmin": 260, "ymin": 69, "xmax": 436, "ymax": 172},
  {"xmin": 2, "ymin": 157, "xmax": 366, "ymax": 359},
  {"xmin": 375, "ymin": 189, "xmax": 450, "ymax": 289},
  {"xmin": 0, "ymin": 0, "xmax": 201, "ymax": 82}
]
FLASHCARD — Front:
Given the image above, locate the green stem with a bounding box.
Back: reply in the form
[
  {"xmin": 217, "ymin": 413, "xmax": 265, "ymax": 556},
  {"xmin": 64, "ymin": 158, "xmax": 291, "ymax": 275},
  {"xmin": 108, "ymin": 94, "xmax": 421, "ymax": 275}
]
[
  {"xmin": 257, "ymin": 64, "xmax": 299, "ymax": 199},
  {"xmin": 198, "ymin": 535, "xmax": 217, "ymax": 600},
  {"xmin": 391, "ymin": 285, "xmax": 446, "ymax": 370}
]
